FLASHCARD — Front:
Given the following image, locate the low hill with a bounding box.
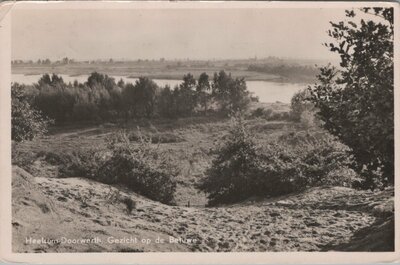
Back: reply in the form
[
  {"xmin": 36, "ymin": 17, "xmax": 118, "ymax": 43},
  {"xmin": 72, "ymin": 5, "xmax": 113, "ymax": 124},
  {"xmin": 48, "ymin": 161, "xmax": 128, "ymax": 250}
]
[{"xmin": 12, "ymin": 166, "xmax": 394, "ymax": 252}]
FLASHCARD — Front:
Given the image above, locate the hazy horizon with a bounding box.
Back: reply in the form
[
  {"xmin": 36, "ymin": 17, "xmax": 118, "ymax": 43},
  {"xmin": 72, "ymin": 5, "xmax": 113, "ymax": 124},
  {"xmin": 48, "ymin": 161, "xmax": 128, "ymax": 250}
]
[
  {"xmin": 11, "ymin": 56, "xmax": 331, "ymax": 63},
  {"xmin": 11, "ymin": 7, "xmax": 358, "ymax": 63}
]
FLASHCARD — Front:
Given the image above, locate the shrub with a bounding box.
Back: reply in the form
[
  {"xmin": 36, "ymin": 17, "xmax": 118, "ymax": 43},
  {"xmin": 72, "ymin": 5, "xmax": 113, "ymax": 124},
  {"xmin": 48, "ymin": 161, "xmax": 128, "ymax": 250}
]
[
  {"xmin": 264, "ymin": 131, "xmax": 358, "ymax": 193},
  {"xmin": 122, "ymin": 197, "xmax": 136, "ymax": 214},
  {"xmin": 11, "ymin": 143, "xmax": 38, "ymax": 171},
  {"xmin": 250, "ymin": 107, "xmax": 264, "ymax": 118},
  {"xmin": 290, "ymin": 88, "xmax": 314, "ymax": 122},
  {"xmin": 97, "ymin": 132, "xmax": 178, "ymax": 204},
  {"xmin": 199, "ymin": 117, "xmax": 357, "ymax": 206},
  {"xmin": 40, "ymin": 133, "xmax": 178, "ymax": 205},
  {"xmin": 269, "ymin": 111, "xmax": 290, "ymax": 121},
  {"xmin": 11, "ymin": 83, "xmax": 52, "ymax": 142},
  {"xmin": 198, "ymin": 116, "xmax": 264, "ymax": 206},
  {"xmin": 249, "ymin": 107, "xmax": 290, "ymax": 121},
  {"xmin": 40, "ymin": 149, "xmax": 102, "ymax": 178}
]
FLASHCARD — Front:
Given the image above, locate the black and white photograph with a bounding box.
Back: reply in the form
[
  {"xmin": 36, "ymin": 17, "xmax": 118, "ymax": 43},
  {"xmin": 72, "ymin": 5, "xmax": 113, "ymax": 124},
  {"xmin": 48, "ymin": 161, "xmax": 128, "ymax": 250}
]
[{"xmin": 1, "ymin": 1, "xmax": 397, "ymax": 258}]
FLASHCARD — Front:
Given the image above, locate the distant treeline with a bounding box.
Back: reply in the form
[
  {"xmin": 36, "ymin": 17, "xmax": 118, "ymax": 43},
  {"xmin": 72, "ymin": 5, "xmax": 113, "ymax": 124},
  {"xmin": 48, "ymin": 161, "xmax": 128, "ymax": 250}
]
[
  {"xmin": 248, "ymin": 64, "xmax": 319, "ymax": 82},
  {"xmin": 13, "ymin": 71, "xmax": 255, "ymax": 124}
]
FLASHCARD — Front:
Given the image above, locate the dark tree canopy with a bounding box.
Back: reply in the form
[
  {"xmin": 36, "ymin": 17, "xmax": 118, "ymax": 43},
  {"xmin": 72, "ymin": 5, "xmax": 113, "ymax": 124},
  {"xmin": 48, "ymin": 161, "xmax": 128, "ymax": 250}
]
[
  {"xmin": 179, "ymin": 73, "xmax": 197, "ymax": 115},
  {"xmin": 16, "ymin": 70, "xmax": 252, "ymax": 124},
  {"xmin": 212, "ymin": 70, "xmax": 250, "ymax": 112},
  {"xmin": 308, "ymin": 8, "xmax": 394, "ymax": 189},
  {"xmin": 197, "ymin": 72, "xmax": 211, "ymax": 113},
  {"xmin": 12, "ymin": 83, "xmax": 52, "ymax": 142}
]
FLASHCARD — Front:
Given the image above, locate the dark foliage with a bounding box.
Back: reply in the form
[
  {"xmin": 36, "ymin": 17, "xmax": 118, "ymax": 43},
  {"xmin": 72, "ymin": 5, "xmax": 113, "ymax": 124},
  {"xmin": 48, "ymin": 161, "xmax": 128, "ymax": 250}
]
[
  {"xmin": 36, "ymin": 132, "xmax": 178, "ymax": 205},
  {"xmin": 212, "ymin": 71, "xmax": 251, "ymax": 113},
  {"xmin": 199, "ymin": 117, "xmax": 357, "ymax": 206},
  {"xmin": 290, "ymin": 89, "xmax": 315, "ymax": 122},
  {"xmin": 97, "ymin": 133, "xmax": 178, "ymax": 204},
  {"xmin": 250, "ymin": 107, "xmax": 291, "ymax": 121},
  {"xmin": 39, "ymin": 149, "xmax": 101, "ymax": 179},
  {"xmin": 122, "ymin": 197, "xmax": 136, "ymax": 214},
  {"xmin": 197, "ymin": 72, "xmax": 211, "ymax": 114},
  {"xmin": 11, "ymin": 83, "xmax": 52, "ymax": 142},
  {"xmin": 308, "ymin": 8, "xmax": 394, "ymax": 189},
  {"xmin": 198, "ymin": 117, "xmax": 262, "ymax": 205},
  {"xmin": 20, "ymin": 71, "xmax": 252, "ymax": 124}
]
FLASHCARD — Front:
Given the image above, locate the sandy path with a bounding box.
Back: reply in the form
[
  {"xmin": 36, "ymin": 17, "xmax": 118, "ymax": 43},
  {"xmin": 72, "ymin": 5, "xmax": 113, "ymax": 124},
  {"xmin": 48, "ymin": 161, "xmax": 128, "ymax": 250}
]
[{"xmin": 12, "ymin": 167, "xmax": 394, "ymax": 252}]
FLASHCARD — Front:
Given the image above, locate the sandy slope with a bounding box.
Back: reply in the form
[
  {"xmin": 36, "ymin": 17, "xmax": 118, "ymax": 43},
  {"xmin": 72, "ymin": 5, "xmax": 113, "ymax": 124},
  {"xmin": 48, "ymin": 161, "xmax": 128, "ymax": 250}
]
[{"xmin": 12, "ymin": 166, "xmax": 394, "ymax": 253}]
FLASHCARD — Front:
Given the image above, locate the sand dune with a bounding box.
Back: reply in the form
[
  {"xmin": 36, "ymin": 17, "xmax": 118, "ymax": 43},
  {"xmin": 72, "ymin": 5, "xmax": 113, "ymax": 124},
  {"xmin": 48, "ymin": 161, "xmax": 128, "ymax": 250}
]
[{"xmin": 12, "ymin": 166, "xmax": 394, "ymax": 252}]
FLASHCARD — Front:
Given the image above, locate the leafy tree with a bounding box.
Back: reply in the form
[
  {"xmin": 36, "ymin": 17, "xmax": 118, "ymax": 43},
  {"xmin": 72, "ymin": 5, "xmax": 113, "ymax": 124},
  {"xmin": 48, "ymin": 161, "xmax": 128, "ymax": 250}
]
[
  {"xmin": 122, "ymin": 83, "xmax": 137, "ymax": 120},
  {"xmin": 34, "ymin": 74, "xmax": 75, "ymax": 123},
  {"xmin": 157, "ymin": 85, "xmax": 175, "ymax": 118},
  {"xmin": 87, "ymin": 72, "xmax": 116, "ymax": 92},
  {"xmin": 197, "ymin": 72, "xmax": 211, "ymax": 114},
  {"xmin": 212, "ymin": 70, "xmax": 230, "ymax": 108},
  {"xmin": 121, "ymin": 78, "xmax": 158, "ymax": 119},
  {"xmin": 172, "ymin": 85, "xmax": 182, "ymax": 116},
  {"xmin": 228, "ymin": 78, "xmax": 250, "ymax": 112},
  {"xmin": 133, "ymin": 77, "xmax": 158, "ymax": 118},
  {"xmin": 212, "ymin": 70, "xmax": 250, "ymax": 113},
  {"xmin": 179, "ymin": 73, "xmax": 197, "ymax": 115},
  {"xmin": 308, "ymin": 8, "xmax": 394, "ymax": 189},
  {"xmin": 117, "ymin": 78, "xmax": 125, "ymax": 88},
  {"xmin": 11, "ymin": 83, "xmax": 52, "ymax": 142}
]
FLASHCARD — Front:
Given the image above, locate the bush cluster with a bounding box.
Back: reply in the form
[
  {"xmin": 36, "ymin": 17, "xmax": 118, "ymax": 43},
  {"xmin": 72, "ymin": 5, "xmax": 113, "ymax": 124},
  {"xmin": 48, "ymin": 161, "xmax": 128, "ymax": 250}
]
[
  {"xmin": 39, "ymin": 149, "xmax": 101, "ymax": 179},
  {"xmin": 97, "ymin": 132, "xmax": 178, "ymax": 204},
  {"xmin": 199, "ymin": 117, "xmax": 357, "ymax": 206},
  {"xmin": 38, "ymin": 132, "xmax": 178, "ymax": 205},
  {"xmin": 250, "ymin": 107, "xmax": 291, "ymax": 121},
  {"xmin": 290, "ymin": 88, "xmax": 315, "ymax": 122}
]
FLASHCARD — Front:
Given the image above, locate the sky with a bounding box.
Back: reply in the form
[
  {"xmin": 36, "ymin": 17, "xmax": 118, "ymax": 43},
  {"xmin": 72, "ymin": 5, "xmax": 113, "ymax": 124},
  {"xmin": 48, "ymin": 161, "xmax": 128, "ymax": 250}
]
[{"xmin": 11, "ymin": 6, "xmax": 353, "ymax": 62}]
